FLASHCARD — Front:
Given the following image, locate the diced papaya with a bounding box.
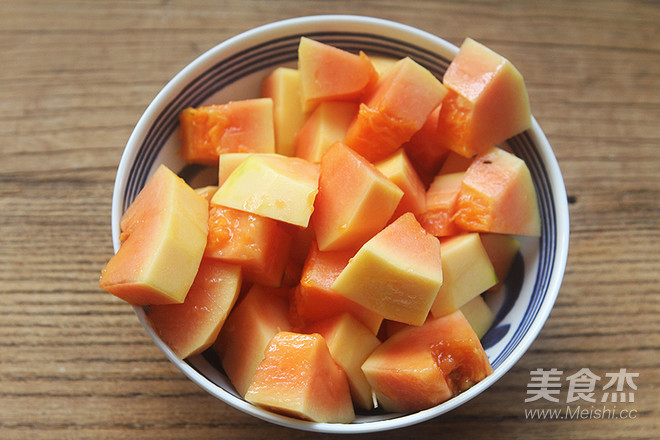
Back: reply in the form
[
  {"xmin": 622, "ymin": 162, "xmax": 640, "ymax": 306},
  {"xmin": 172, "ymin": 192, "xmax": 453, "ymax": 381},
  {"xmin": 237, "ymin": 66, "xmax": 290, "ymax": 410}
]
[
  {"xmin": 261, "ymin": 67, "xmax": 306, "ymax": 156},
  {"xmin": 403, "ymin": 104, "xmax": 450, "ymax": 185},
  {"xmin": 346, "ymin": 104, "xmax": 418, "ymax": 163},
  {"xmin": 211, "ymin": 154, "xmax": 320, "ymax": 228},
  {"xmin": 178, "ymin": 98, "xmax": 275, "ymax": 165},
  {"xmin": 361, "ymin": 311, "xmax": 493, "ymax": 413},
  {"xmin": 291, "ymin": 242, "xmax": 383, "ymax": 335},
  {"xmin": 118, "ymin": 165, "xmax": 208, "ymax": 241},
  {"xmin": 307, "ymin": 314, "xmax": 381, "ymax": 410},
  {"xmin": 217, "ymin": 153, "xmax": 279, "ymax": 186},
  {"xmin": 431, "ymin": 233, "xmax": 498, "ymax": 317},
  {"xmin": 146, "ymin": 259, "xmax": 241, "ymax": 358},
  {"xmin": 295, "ymin": 101, "xmax": 358, "ymax": 163},
  {"xmin": 480, "ymin": 233, "xmax": 521, "ymax": 285},
  {"xmin": 375, "ymin": 149, "xmax": 426, "ymax": 220},
  {"xmin": 437, "ymin": 38, "xmax": 531, "ymax": 158},
  {"xmin": 245, "ymin": 332, "xmax": 355, "ymax": 423},
  {"xmin": 215, "ymin": 285, "xmax": 291, "ymax": 397},
  {"xmin": 204, "ymin": 205, "xmax": 292, "ymax": 288},
  {"xmin": 332, "ymin": 213, "xmax": 443, "ymax": 326},
  {"xmin": 453, "ymin": 147, "xmax": 541, "ymax": 236},
  {"xmin": 460, "ymin": 295, "xmax": 495, "ymax": 339},
  {"xmin": 100, "ymin": 165, "xmax": 208, "ymax": 305},
  {"xmin": 312, "ymin": 141, "xmax": 403, "ymax": 251},
  {"xmin": 298, "ymin": 37, "xmax": 377, "ymax": 113},
  {"xmin": 418, "ymin": 171, "xmax": 464, "ymax": 237},
  {"xmin": 344, "ymin": 57, "xmax": 448, "ymax": 162}
]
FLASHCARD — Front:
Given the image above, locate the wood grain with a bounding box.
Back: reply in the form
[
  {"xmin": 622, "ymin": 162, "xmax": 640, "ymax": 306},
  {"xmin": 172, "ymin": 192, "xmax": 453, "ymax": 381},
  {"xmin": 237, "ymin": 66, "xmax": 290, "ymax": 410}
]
[{"xmin": 1, "ymin": 1, "xmax": 658, "ymax": 439}]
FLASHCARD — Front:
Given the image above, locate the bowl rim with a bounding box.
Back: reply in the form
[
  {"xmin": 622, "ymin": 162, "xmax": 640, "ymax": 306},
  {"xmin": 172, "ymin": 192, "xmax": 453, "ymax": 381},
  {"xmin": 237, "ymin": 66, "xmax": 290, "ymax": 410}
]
[{"xmin": 110, "ymin": 14, "xmax": 570, "ymax": 434}]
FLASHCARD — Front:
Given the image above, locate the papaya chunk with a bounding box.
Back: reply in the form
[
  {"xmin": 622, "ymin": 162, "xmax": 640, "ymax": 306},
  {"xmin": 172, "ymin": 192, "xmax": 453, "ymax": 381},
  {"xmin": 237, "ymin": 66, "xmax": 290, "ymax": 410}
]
[
  {"xmin": 211, "ymin": 154, "xmax": 320, "ymax": 228},
  {"xmin": 419, "ymin": 172, "xmax": 464, "ymax": 237},
  {"xmin": 460, "ymin": 295, "xmax": 495, "ymax": 339},
  {"xmin": 312, "ymin": 142, "xmax": 403, "ymax": 251},
  {"xmin": 402, "ymin": 104, "xmax": 450, "ymax": 185},
  {"xmin": 331, "ymin": 212, "xmax": 443, "ymax": 326},
  {"xmin": 204, "ymin": 205, "xmax": 292, "ymax": 288},
  {"xmin": 344, "ymin": 57, "xmax": 447, "ymax": 163},
  {"xmin": 431, "ymin": 233, "xmax": 497, "ymax": 317},
  {"xmin": 147, "ymin": 259, "xmax": 241, "ymax": 358},
  {"xmin": 453, "ymin": 147, "xmax": 541, "ymax": 236},
  {"xmin": 362, "ymin": 311, "xmax": 493, "ymax": 412},
  {"xmin": 295, "ymin": 101, "xmax": 358, "ymax": 163},
  {"xmin": 298, "ymin": 37, "xmax": 377, "ymax": 113},
  {"xmin": 261, "ymin": 67, "xmax": 305, "ymax": 156},
  {"xmin": 291, "ymin": 242, "xmax": 383, "ymax": 334},
  {"xmin": 215, "ymin": 285, "xmax": 291, "ymax": 397},
  {"xmin": 306, "ymin": 314, "xmax": 381, "ymax": 410},
  {"xmin": 99, "ymin": 165, "xmax": 208, "ymax": 305},
  {"xmin": 375, "ymin": 149, "xmax": 427, "ymax": 219},
  {"xmin": 179, "ymin": 98, "xmax": 275, "ymax": 165},
  {"xmin": 245, "ymin": 332, "xmax": 355, "ymax": 423},
  {"xmin": 437, "ymin": 38, "xmax": 532, "ymax": 157}
]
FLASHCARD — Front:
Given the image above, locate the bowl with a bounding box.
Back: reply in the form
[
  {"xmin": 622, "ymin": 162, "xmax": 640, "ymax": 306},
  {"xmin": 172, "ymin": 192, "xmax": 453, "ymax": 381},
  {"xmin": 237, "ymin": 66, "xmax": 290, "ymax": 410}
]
[{"xmin": 110, "ymin": 15, "xmax": 570, "ymax": 434}]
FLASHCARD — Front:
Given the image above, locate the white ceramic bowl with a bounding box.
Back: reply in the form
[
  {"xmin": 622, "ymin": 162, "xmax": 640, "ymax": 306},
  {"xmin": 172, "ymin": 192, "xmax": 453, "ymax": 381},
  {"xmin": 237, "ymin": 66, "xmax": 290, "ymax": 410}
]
[{"xmin": 110, "ymin": 15, "xmax": 570, "ymax": 434}]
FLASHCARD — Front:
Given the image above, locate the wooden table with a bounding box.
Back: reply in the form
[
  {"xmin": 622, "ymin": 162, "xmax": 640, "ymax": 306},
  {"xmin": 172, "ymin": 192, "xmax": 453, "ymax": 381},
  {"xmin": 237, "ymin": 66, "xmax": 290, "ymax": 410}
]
[{"xmin": 2, "ymin": 1, "xmax": 658, "ymax": 438}]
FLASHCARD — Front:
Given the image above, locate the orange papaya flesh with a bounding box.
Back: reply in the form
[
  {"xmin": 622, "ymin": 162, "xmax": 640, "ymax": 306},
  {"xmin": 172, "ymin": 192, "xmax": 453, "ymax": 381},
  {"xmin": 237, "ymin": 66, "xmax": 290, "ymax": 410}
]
[
  {"xmin": 298, "ymin": 37, "xmax": 377, "ymax": 113},
  {"xmin": 215, "ymin": 285, "xmax": 291, "ymax": 397},
  {"xmin": 453, "ymin": 147, "xmax": 541, "ymax": 236},
  {"xmin": 343, "ymin": 103, "xmax": 419, "ymax": 163},
  {"xmin": 375, "ymin": 149, "xmax": 427, "ymax": 220},
  {"xmin": 100, "ymin": 165, "xmax": 208, "ymax": 305},
  {"xmin": 361, "ymin": 311, "xmax": 493, "ymax": 413},
  {"xmin": 438, "ymin": 38, "xmax": 532, "ymax": 158},
  {"xmin": 403, "ymin": 104, "xmax": 450, "ymax": 186},
  {"xmin": 245, "ymin": 332, "xmax": 355, "ymax": 423},
  {"xmin": 418, "ymin": 172, "xmax": 465, "ymax": 237},
  {"xmin": 312, "ymin": 141, "xmax": 403, "ymax": 252},
  {"xmin": 204, "ymin": 205, "xmax": 293, "ymax": 287},
  {"xmin": 178, "ymin": 98, "xmax": 275, "ymax": 165},
  {"xmin": 344, "ymin": 57, "xmax": 447, "ymax": 163},
  {"xmin": 146, "ymin": 259, "xmax": 241, "ymax": 359},
  {"xmin": 291, "ymin": 242, "xmax": 383, "ymax": 334}
]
